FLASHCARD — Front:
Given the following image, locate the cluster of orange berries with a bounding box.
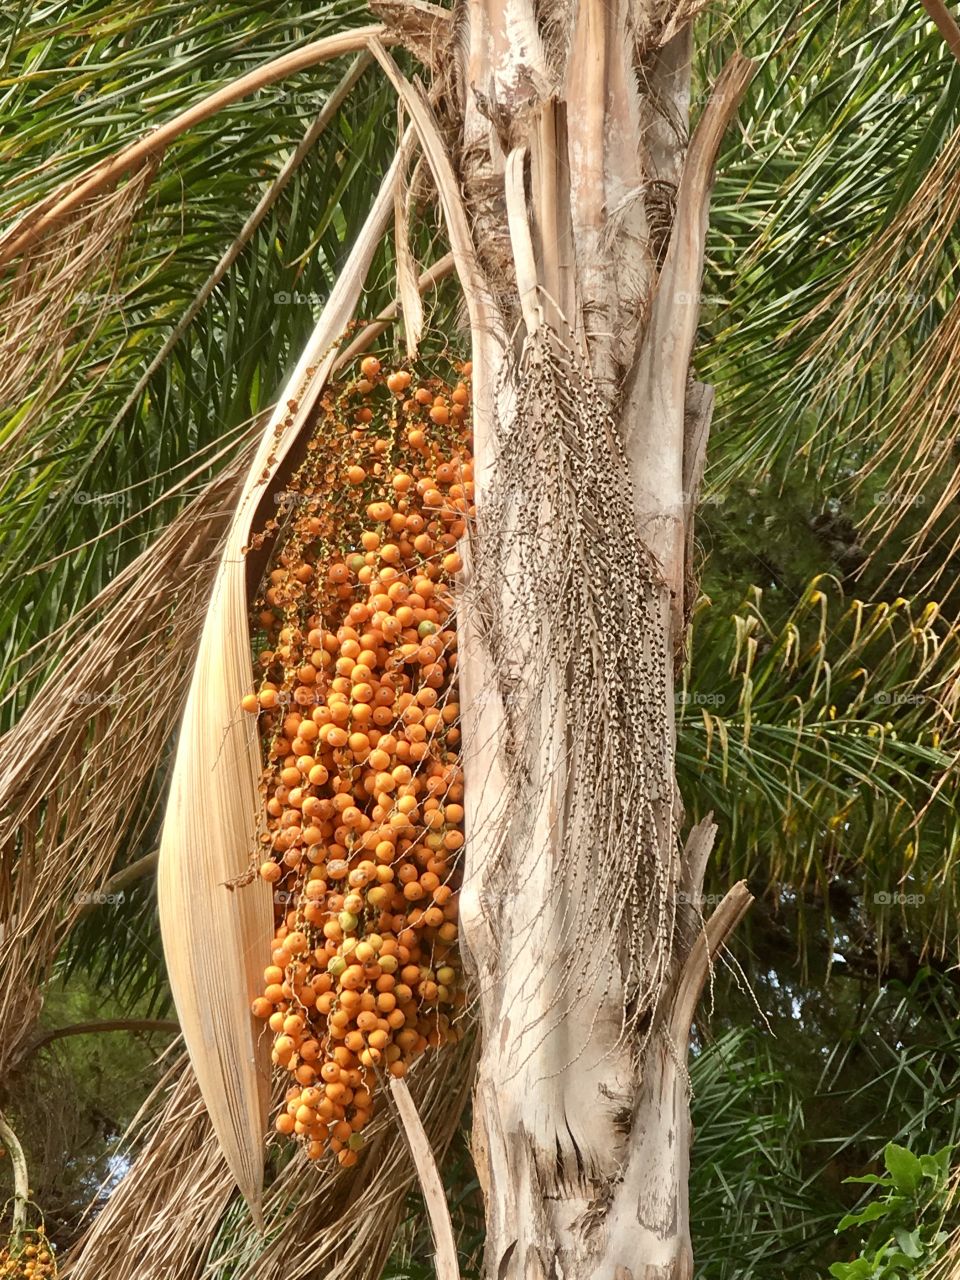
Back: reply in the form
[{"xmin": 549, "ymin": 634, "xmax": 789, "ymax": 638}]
[
  {"xmin": 243, "ymin": 355, "xmax": 472, "ymax": 1166},
  {"xmin": 0, "ymin": 1231, "xmax": 56, "ymax": 1279}
]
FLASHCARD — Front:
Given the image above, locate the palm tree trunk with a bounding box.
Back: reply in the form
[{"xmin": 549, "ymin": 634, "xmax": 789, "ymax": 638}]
[{"xmin": 446, "ymin": 0, "xmax": 755, "ymax": 1272}]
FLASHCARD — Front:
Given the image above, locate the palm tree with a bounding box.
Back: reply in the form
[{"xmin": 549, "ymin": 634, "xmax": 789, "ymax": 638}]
[{"xmin": 1, "ymin": 0, "xmax": 959, "ymax": 1277}]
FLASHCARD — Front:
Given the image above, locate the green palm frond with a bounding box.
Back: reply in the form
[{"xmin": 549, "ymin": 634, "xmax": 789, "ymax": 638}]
[
  {"xmin": 0, "ymin": 3, "xmax": 403, "ymax": 710},
  {"xmin": 690, "ymin": 968, "xmax": 960, "ymax": 1279},
  {"xmin": 690, "ymin": 0, "xmax": 960, "ymax": 590},
  {"xmin": 689, "ymin": 1028, "xmax": 825, "ymax": 1279},
  {"xmin": 680, "ymin": 577, "xmax": 960, "ymax": 949}
]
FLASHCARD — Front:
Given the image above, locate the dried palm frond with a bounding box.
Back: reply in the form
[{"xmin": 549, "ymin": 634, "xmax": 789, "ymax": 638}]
[
  {"xmin": 0, "ymin": 165, "xmax": 154, "ymax": 421},
  {"xmin": 212, "ymin": 1039, "xmax": 476, "ymax": 1280},
  {"xmin": 0, "ymin": 453, "xmax": 252, "ymax": 1078},
  {"xmin": 64, "ymin": 1037, "xmax": 476, "ymax": 1280},
  {"xmin": 796, "ymin": 122, "xmax": 960, "ymax": 581},
  {"xmin": 61, "ymin": 1054, "xmax": 235, "ymax": 1280}
]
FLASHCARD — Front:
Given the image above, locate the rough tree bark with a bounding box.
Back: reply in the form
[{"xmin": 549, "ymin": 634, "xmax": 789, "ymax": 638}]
[{"xmin": 428, "ymin": 0, "xmax": 757, "ymax": 1275}]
